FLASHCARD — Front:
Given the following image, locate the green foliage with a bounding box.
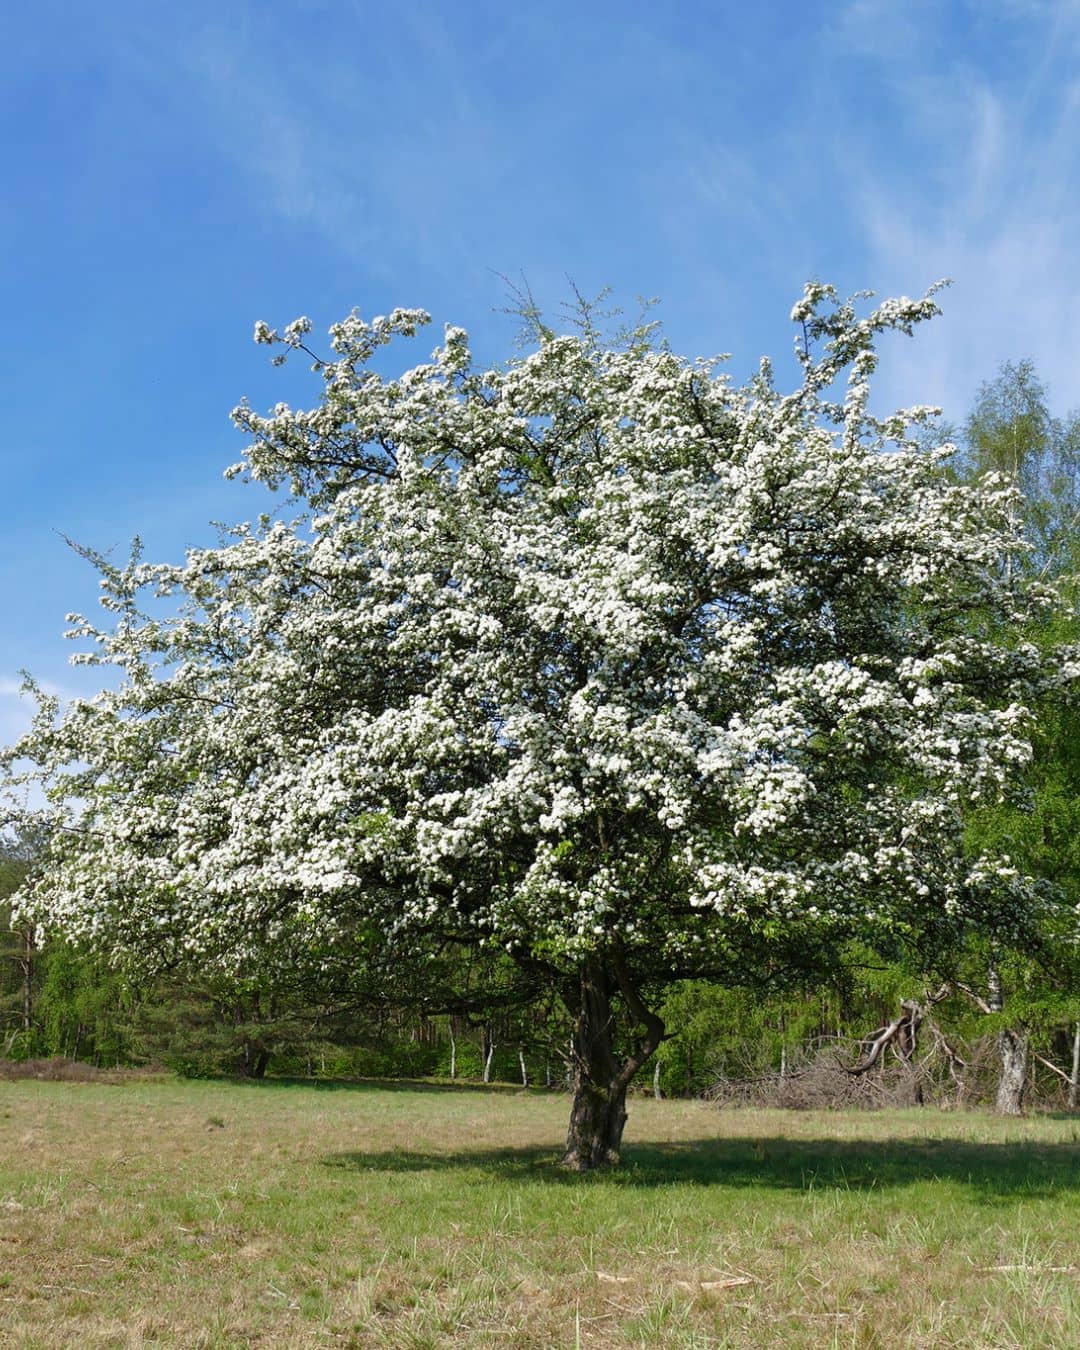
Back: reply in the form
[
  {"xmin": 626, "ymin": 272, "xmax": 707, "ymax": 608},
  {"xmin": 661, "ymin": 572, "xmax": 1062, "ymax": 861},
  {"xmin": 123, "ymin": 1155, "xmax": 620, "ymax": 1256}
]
[
  {"xmin": 961, "ymin": 357, "xmax": 1080, "ymax": 573},
  {"xmin": 35, "ymin": 942, "xmax": 132, "ymax": 1066},
  {"xmin": 0, "ymin": 850, "xmax": 36, "ymax": 1058},
  {"xmin": 950, "ymin": 360, "xmax": 1080, "ymax": 1049}
]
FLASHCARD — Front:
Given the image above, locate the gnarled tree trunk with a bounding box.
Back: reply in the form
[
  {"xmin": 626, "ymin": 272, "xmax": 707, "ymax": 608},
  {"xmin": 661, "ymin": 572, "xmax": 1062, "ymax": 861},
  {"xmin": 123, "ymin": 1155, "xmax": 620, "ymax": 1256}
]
[{"xmin": 561, "ymin": 954, "xmax": 664, "ymax": 1172}]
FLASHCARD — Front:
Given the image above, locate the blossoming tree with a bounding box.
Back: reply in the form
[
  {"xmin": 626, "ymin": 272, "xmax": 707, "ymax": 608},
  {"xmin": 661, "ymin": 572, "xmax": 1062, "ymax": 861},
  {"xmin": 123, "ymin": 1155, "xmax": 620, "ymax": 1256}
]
[{"xmin": 5, "ymin": 284, "xmax": 1050, "ymax": 1168}]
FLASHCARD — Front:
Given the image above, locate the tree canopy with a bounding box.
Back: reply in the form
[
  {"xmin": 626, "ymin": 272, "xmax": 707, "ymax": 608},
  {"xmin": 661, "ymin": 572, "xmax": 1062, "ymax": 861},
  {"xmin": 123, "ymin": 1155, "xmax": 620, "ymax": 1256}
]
[{"xmin": 2, "ymin": 283, "xmax": 1064, "ymax": 1167}]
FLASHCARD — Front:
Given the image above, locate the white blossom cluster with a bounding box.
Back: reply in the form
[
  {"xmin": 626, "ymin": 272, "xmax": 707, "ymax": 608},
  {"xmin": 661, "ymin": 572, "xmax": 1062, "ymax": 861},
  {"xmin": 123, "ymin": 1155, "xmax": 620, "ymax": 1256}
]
[{"xmin": 2, "ymin": 286, "xmax": 1058, "ymax": 976}]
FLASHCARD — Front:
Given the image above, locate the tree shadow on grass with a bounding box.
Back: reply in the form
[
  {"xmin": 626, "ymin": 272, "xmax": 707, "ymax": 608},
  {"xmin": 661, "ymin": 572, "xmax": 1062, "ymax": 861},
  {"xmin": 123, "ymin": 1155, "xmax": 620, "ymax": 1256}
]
[{"xmin": 323, "ymin": 1135, "xmax": 1080, "ymax": 1200}]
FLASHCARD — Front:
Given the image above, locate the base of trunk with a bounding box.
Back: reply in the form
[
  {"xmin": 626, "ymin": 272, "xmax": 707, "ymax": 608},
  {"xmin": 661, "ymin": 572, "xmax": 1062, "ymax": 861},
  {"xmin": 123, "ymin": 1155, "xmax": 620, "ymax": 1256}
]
[
  {"xmin": 561, "ymin": 1083, "xmax": 628, "ymax": 1171},
  {"xmin": 558, "ymin": 954, "xmax": 664, "ymax": 1172}
]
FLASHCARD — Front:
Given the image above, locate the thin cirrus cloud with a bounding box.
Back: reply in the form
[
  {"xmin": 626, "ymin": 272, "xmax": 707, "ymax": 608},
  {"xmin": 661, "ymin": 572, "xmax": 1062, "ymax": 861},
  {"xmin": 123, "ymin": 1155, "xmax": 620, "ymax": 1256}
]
[
  {"xmin": 0, "ymin": 680, "xmax": 62, "ymax": 817},
  {"xmin": 174, "ymin": 9, "xmax": 523, "ymax": 283},
  {"xmin": 0, "ymin": 681, "xmax": 34, "ymax": 753},
  {"xmin": 830, "ymin": 0, "xmax": 1080, "ymax": 417},
  {"xmin": 0, "ymin": 678, "xmax": 76, "ymax": 750},
  {"xmin": 73, "ymin": 1, "xmax": 1080, "ymax": 414}
]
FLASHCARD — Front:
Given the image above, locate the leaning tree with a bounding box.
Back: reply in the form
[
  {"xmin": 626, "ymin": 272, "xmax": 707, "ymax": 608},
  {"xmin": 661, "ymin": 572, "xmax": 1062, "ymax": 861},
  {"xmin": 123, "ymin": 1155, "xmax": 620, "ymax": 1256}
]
[{"xmin": 3, "ymin": 283, "xmax": 1058, "ymax": 1168}]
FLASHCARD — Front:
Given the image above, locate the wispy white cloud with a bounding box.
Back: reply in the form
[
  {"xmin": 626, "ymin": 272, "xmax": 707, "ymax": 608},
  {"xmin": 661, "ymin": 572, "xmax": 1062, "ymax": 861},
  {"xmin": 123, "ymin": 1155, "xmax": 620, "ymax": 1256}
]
[
  {"xmin": 0, "ymin": 676, "xmax": 75, "ymax": 751},
  {"xmin": 160, "ymin": 7, "xmax": 519, "ymax": 284},
  {"xmin": 831, "ymin": 2, "xmax": 1080, "ymax": 419},
  {"xmin": 832, "ymin": 0, "xmax": 924, "ymax": 60},
  {"xmin": 0, "ymin": 682, "xmax": 43, "ymax": 818}
]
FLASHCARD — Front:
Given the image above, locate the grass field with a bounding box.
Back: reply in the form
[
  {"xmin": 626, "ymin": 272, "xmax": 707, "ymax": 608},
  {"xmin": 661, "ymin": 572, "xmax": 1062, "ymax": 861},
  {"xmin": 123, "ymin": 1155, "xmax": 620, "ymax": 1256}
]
[{"xmin": 1, "ymin": 1077, "xmax": 1078, "ymax": 1348}]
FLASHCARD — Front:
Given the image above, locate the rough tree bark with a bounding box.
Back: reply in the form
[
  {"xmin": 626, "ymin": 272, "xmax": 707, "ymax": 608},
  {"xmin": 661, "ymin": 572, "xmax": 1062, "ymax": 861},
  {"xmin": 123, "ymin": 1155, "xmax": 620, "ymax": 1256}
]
[
  {"xmin": 561, "ymin": 954, "xmax": 664, "ymax": 1172},
  {"xmin": 995, "ymin": 1028, "xmax": 1029, "ymax": 1116},
  {"xmin": 988, "ymin": 964, "xmax": 1028, "ymax": 1116}
]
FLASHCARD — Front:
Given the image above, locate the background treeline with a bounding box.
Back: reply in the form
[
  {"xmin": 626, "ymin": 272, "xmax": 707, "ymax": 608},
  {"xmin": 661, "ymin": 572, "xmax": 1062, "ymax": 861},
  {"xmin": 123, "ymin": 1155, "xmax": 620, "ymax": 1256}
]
[
  {"xmin": 4, "ymin": 872, "xmax": 1080, "ymax": 1112},
  {"xmin": 4, "ymin": 359, "xmax": 1080, "ymax": 1111}
]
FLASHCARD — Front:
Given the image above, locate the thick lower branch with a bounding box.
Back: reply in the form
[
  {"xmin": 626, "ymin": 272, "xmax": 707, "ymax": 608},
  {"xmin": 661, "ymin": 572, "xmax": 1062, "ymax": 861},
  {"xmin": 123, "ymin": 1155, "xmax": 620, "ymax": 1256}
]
[{"xmin": 610, "ymin": 950, "xmax": 665, "ymax": 1094}]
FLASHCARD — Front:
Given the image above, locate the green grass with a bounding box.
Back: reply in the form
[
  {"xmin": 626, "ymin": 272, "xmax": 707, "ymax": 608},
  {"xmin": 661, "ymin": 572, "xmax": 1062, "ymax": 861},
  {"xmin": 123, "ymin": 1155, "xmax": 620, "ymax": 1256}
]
[{"xmin": 1, "ymin": 1077, "xmax": 1078, "ymax": 1346}]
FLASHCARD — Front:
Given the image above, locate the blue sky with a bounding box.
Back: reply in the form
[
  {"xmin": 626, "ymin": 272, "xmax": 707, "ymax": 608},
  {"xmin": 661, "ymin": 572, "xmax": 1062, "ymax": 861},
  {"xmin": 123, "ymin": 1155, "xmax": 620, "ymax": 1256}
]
[{"xmin": 3, "ymin": 0, "xmax": 1080, "ymax": 743}]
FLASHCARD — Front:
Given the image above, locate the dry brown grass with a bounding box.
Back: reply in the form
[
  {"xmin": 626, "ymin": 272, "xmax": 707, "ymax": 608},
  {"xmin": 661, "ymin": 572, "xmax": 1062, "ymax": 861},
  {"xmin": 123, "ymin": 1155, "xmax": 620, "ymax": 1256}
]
[
  {"xmin": 1, "ymin": 1077, "xmax": 1078, "ymax": 1346},
  {"xmin": 0, "ymin": 1057, "xmax": 162, "ymax": 1085}
]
